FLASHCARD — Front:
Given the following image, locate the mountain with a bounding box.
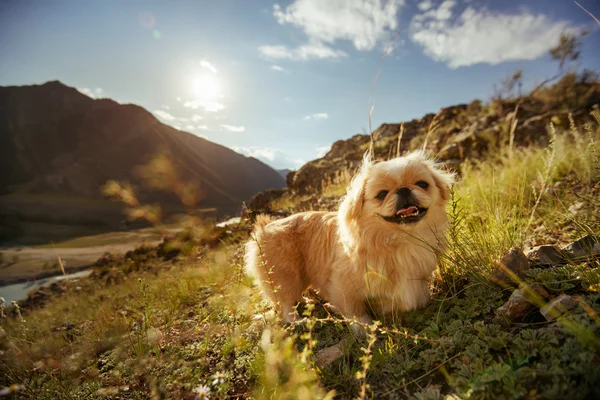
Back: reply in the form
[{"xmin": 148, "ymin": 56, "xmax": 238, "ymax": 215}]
[
  {"xmin": 277, "ymin": 169, "xmax": 293, "ymax": 179},
  {"xmin": 0, "ymin": 81, "xmax": 285, "ymax": 243}
]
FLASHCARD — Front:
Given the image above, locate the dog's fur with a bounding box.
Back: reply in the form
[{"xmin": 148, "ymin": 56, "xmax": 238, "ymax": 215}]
[{"xmin": 245, "ymin": 151, "xmax": 454, "ymax": 330}]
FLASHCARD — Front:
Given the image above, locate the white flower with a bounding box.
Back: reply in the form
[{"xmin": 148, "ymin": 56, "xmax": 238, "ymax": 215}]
[
  {"xmin": 0, "ymin": 384, "xmax": 24, "ymax": 396},
  {"xmin": 194, "ymin": 384, "xmax": 210, "ymax": 399},
  {"xmin": 212, "ymin": 371, "xmax": 225, "ymax": 386}
]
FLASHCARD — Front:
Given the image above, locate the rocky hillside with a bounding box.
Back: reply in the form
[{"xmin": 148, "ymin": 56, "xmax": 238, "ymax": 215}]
[
  {"xmin": 251, "ymin": 72, "xmax": 600, "ymax": 214},
  {"xmin": 0, "ymin": 81, "xmax": 285, "ymax": 242}
]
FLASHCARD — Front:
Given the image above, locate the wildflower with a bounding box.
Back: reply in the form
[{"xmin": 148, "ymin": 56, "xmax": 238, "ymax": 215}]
[
  {"xmin": 0, "ymin": 384, "xmax": 24, "ymax": 396},
  {"xmin": 193, "ymin": 384, "xmax": 210, "ymax": 399},
  {"xmin": 212, "ymin": 371, "xmax": 225, "ymax": 386}
]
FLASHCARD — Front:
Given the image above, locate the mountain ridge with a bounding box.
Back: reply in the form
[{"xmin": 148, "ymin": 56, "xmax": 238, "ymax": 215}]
[{"xmin": 0, "ymin": 81, "xmax": 285, "ymax": 243}]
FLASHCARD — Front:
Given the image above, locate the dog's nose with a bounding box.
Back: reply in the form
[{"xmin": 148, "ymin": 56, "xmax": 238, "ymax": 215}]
[{"xmin": 397, "ymin": 187, "xmax": 411, "ymax": 197}]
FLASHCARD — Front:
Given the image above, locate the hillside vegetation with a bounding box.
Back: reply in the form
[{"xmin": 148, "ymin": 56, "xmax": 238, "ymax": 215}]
[{"xmin": 1, "ymin": 74, "xmax": 600, "ymax": 399}]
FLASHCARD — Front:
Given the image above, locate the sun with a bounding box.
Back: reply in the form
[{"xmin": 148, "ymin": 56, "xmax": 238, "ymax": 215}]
[{"xmin": 191, "ymin": 73, "xmax": 221, "ymax": 101}]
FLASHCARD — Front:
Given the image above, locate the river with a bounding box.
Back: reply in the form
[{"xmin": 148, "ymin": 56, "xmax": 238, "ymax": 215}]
[{"xmin": 0, "ymin": 270, "xmax": 92, "ymax": 304}]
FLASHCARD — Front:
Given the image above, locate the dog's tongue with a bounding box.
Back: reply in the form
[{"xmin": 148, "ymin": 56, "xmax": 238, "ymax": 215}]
[{"xmin": 396, "ymin": 205, "xmax": 418, "ymax": 216}]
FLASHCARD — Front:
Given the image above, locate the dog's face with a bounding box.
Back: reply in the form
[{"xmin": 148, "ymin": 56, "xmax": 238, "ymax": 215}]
[{"xmin": 340, "ymin": 151, "xmax": 454, "ymax": 234}]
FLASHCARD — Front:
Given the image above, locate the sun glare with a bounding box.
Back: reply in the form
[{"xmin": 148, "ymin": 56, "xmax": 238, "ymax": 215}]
[{"xmin": 192, "ymin": 74, "xmax": 221, "ymax": 101}]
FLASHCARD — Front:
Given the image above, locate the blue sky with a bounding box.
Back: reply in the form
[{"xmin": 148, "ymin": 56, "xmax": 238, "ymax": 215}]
[{"xmin": 1, "ymin": 0, "xmax": 599, "ymax": 169}]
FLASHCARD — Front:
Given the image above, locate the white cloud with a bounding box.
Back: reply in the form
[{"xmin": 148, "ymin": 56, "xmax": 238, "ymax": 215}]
[
  {"xmin": 220, "ymin": 124, "xmax": 246, "ymax": 132},
  {"xmin": 153, "ymin": 110, "xmax": 176, "ymax": 121},
  {"xmin": 418, "ymin": 0, "xmax": 434, "ymax": 12},
  {"xmin": 272, "ymin": 0, "xmax": 404, "ymax": 51},
  {"xmin": 304, "ymin": 112, "xmax": 329, "ymax": 120},
  {"xmin": 161, "ymin": 104, "xmax": 170, "ymax": 110},
  {"xmin": 259, "ymin": 42, "xmax": 347, "ymax": 60},
  {"xmin": 200, "ymin": 60, "xmax": 218, "ymax": 74},
  {"xmin": 270, "ymin": 65, "xmax": 288, "ymax": 72},
  {"xmin": 183, "ymin": 99, "xmax": 225, "ymax": 112},
  {"xmin": 191, "ymin": 114, "xmax": 203, "ymax": 122},
  {"xmin": 76, "ymin": 87, "xmax": 103, "ymax": 99},
  {"xmin": 316, "ymin": 144, "xmax": 331, "ymax": 158},
  {"xmin": 232, "ymin": 146, "xmax": 304, "ymax": 169},
  {"xmin": 196, "ymin": 125, "xmax": 210, "ymax": 130},
  {"xmin": 410, "ymin": 3, "xmax": 576, "ymax": 68},
  {"xmin": 185, "ymin": 124, "xmax": 194, "ymax": 130},
  {"xmin": 259, "ymin": 0, "xmax": 403, "ymax": 61}
]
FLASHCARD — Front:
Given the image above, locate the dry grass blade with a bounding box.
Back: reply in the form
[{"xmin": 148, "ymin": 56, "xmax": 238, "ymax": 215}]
[
  {"xmin": 422, "ymin": 109, "xmax": 443, "ymax": 153},
  {"xmin": 368, "ymin": 31, "xmax": 399, "ymax": 160},
  {"xmin": 574, "ymin": 1, "xmax": 600, "ymax": 25},
  {"xmin": 396, "ymin": 122, "xmax": 404, "ymax": 158}
]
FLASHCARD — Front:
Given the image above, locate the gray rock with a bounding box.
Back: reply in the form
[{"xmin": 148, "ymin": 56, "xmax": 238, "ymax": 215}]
[
  {"xmin": 540, "ymin": 294, "xmax": 579, "ymax": 321},
  {"xmin": 492, "ymin": 247, "xmax": 530, "ymax": 286},
  {"xmin": 562, "ymin": 235, "xmax": 600, "ymax": 261},
  {"xmin": 495, "ymin": 284, "xmax": 549, "ymax": 322},
  {"xmin": 315, "ymin": 337, "xmax": 351, "ymax": 368},
  {"xmin": 525, "ymin": 245, "xmax": 568, "ymax": 266}
]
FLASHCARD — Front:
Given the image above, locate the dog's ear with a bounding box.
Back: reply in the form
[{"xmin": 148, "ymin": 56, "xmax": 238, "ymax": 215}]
[
  {"xmin": 410, "ymin": 151, "xmax": 455, "ymax": 202},
  {"xmin": 339, "ymin": 153, "xmax": 372, "ymax": 222},
  {"xmin": 430, "ymin": 166, "xmax": 454, "ymax": 202},
  {"xmin": 426, "ymin": 158, "xmax": 455, "ymax": 202}
]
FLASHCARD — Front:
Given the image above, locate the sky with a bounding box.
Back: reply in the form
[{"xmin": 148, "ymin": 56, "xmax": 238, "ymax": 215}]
[{"xmin": 0, "ymin": 0, "xmax": 599, "ymax": 170}]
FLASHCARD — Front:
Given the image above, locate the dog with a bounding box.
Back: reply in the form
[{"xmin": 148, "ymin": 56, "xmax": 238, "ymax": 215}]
[{"xmin": 245, "ymin": 151, "xmax": 454, "ymax": 332}]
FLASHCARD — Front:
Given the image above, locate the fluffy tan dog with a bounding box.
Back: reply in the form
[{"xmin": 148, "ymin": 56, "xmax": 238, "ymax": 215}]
[{"xmin": 245, "ymin": 151, "xmax": 454, "ymax": 331}]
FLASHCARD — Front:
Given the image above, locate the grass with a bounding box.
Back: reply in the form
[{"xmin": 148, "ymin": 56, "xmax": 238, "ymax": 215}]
[{"xmin": 0, "ymin": 112, "xmax": 599, "ymax": 399}]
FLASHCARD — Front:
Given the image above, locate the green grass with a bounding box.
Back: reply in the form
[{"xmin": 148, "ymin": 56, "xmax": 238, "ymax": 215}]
[{"xmin": 0, "ymin": 114, "xmax": 599, "ymax": 399}]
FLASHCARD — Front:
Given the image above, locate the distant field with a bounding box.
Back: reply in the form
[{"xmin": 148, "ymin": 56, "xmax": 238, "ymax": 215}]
[{"xmin": 0, "ymin": 226, "xmax": 177, "ymax": 285}]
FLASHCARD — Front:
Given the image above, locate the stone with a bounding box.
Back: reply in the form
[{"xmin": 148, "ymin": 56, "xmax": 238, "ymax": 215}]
[
  {"xmin": 540, "ymin": 294, "xmax": 579, "ymax": 321},
  {"xmin": 494, "ymin": 284, "xmax": 549, "ymax": 322},
  {"xmin": 525, "ymin": 245, "xmax": 568, "ymax": 266},
  {"xmin": 562, "ymin": 235, "xmax": 600, "ymax": 261},
  {"xmin": 492, "ymin": 247, "xmax": 530, "ymax": 286},
  {"xmin": 315, "ymin": 337, "xmax": 351, "ymax": 368}
]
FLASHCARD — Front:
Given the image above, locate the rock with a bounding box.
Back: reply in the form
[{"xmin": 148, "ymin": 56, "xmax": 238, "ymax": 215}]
[
  {"xmin": 525, "ymin": 245, "xmax": 568, "ymax": 266},
  {"xmin": 494, "ymin": 284, "xmax": 549, "ymax": 322},
  {"xmin": 492, "ymin": 247, "xmax": 530, "ymax": 286},
  {"xmin": 285, "ymin": 170, "xmax": 296, "ymax": 188},
  {"xmin": 540, "ymin": 294, "xmax": 579, "ymax": 321},
  {"xmin": 562, "ymin": 235, "xmax": 600, "ymax": 261},
  {"xmin": 248, "ymin": 189, "xmax": 286, "ymax": 212},
  {"xmin": 315, "ymin": 337, "xmax": 351, "ymax": 368}
]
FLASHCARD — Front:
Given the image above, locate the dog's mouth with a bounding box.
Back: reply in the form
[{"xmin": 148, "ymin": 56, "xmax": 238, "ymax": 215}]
[{"xmin": 380, "ymin": 205, "xmax": 428, "ymax": 224}]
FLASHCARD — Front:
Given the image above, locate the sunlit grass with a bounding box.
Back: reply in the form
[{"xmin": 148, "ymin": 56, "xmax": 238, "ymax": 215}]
[{"xmin": 1, "ymin": 111, "xmax": 599, "ymax": 399}]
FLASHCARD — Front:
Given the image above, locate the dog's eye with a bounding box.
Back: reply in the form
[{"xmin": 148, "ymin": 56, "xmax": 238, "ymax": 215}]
[
  {"xmin": 416, "ymin": 181, "xmax": 429, "ymax": 189},
  {"xmin": 375, "ymin": 190, "xmax": 389, "ymax": 200}
]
